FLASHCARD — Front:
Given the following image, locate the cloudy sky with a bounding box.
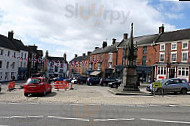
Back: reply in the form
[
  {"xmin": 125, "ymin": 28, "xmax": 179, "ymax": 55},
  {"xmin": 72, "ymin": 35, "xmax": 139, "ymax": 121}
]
[{"xmin": 0, "ymin": 0, "xmax": 189, "ymax": 61}]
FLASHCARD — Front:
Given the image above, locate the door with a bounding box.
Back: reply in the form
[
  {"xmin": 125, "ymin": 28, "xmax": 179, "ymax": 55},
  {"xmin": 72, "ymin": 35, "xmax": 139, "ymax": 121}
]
[{"xmin": 169, "ymin": 68, "xmax": 175, "ymax": 78}]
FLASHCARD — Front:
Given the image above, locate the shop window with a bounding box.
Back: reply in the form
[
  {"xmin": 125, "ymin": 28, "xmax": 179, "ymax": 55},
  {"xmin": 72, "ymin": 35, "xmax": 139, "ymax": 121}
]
[
  {"xmin": 178, "ymin": 67, "xmax": 189, "ymax": 76},
  {"xmin": 158, "ymin": 66, "xmax": 166, "ymax": 75}
]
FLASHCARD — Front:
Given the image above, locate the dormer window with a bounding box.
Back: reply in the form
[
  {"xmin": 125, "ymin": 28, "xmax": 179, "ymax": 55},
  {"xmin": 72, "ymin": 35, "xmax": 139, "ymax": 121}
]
[{"xmin": 160, "ymin": 44, "xmax": 165, "ymax": 51}]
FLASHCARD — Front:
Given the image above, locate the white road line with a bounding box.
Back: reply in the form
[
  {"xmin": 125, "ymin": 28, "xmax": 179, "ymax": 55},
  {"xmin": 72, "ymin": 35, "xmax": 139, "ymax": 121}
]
[
  {"xmin": 94, "ymin": 118, "xmax": 135, "ymax": 122},
  {"xmin": 0, "ymin": 115, "xmax": 44, "ymax": 119},
  {"xmin": 141, "ymin": 118, "xmax": 190, "ymax": 124},
  {"xmin": 48, "ymin": 116, "xmax": 89, "ymax": 122}
]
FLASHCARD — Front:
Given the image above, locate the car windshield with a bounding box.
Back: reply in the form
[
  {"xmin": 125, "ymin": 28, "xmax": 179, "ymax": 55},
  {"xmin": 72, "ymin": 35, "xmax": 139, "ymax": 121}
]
[{"xmin": 26, "ymin": 78, "xmax": 41, "ymax": 84}]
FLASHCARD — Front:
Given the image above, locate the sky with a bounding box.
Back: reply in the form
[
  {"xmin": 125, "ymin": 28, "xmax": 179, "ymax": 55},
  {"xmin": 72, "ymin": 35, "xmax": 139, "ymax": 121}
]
[{"xmin": 0, "ymin": 0, "xmax": 190, "ymax": 61}]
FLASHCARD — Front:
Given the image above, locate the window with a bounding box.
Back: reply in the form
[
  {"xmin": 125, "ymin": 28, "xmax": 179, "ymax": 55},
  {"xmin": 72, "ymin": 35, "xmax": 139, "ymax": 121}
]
[
  {"xmin": 55, "ymin": 66, "xmax": 58, "ymax": 72},
  {"xmin": 160, "ymin": 44, "xmax": 165, "ymax": 51},
  {"xmin": 94, "ymin": 63, "xmax": 96, "ymax": 69},
  {"xmin": 157, "ymin": 66, "xmax": 166, "ymax": 75},
  {"xmin": 25, "ymin": 53, "xmax": 27, "ymax": 59},
  {"xmin": 0, "ymin": 49, "xmax": 3, "ymax": 55},
  {"xmin": 159, "ymin": 53, "xmax": 165, "ymax": 62},
  {"xmin": 182, "ymin": 51, "xmax": 188, "ymax": 62},
  {"xmin": 24, "ymin": 62, "xmax": 26, "ymax": 68},
  {"xmin": 182, "ymin": 41, "xmax": 188, "ymax": 49},
  {"xmin": 14, "ymin": 52, "xmax": 16, "ymax": 57},
  {"xmin": 21, "ymin": 52, "xmax": 23, "ymax": 58},
  {"xmin": 6, "ymin": 62, "xmax": 9, "ymax": 68},
  {"xmin": 143, "ymin": 46, "xmax": 147, "ymax": 54},
  {"xmin": 93, "ymin": 56, "xmax": 95, "ymax": 61},
  {"xmin": 109, "ymin": 62, "xmax": 112, "ymax": 68},
  {"xmin": 0, "ymin": 61, "xmax": 2, "ymax": 68},
  {"xmin": 178, "ymin": 67, "xmax": 189, "ymax": 76},
  {"xmin": 171, "ymin": 52, "xmax": 177, "ymax": 62},
  {"xmin": 109, "ymin": 53, "xmax": 112, "ymax": 61},
  {"xmin": 171, "ymin": 43, "xmax": 177, "ymax": 50},
  {"xmin": 20, "ymin": 62, "xmax": 22, "ymax": 67},
  {"xmin": 0, "ymin": 72, "xmax": 2, "ymax": 80},
  {"xmin": 142, "ymin": 56, "xmax": 147, "ymax": 65},
  {"xmin": 98, "ymin": 63, "xmax": 101, "ymax": 70},
  {"xmin": 12, "ymin": 62, "xmax": 15, "ymax": 69},
  {"xmin": 8, "ymin": 51, "xmax": 10, "ymax": 57}
]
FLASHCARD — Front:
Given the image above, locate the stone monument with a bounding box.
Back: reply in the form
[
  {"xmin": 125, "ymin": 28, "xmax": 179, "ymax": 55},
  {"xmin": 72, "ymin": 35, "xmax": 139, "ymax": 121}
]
[{"xmin": 118, "ymin": 23, "xmax": 140, "ymax": 92}]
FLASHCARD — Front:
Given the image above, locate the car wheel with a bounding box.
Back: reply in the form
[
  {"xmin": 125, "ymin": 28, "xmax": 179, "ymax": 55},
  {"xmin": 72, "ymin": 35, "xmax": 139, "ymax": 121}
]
[
  {"xmin": 112, "ymin": 84, "xmax": 117, "ymax": 88},
  {"xmin": 24, "ymin": 93, "xmax": 28, "ymax": 97},
  {"xmin": 181, "ymin": 88, "xmax": 187, "ymax": 95},
  {"xmin": 89, "ymin": 83, "xmax": 92, "ymax": 86},
  {"xmin": 157, "ymin": 88, "xmax": 164, "ymax": 95}
]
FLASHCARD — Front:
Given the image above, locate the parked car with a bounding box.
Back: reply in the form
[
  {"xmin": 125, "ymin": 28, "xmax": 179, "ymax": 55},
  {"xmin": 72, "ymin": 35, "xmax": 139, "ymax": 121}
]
[
  {"xmin": 87, "ymin": 77, "xmax": 100, "ymax": 86},
  {"xmin": 0, "ymin": 83, "xmax": 1, "ymax": 92},
  {"xmin": 24, "ymin": 77, "xmax": 52, "ymax": 97},
  {"xmin": 77, "ymin": 76, "xmax": 88, "ymax": 84},
  {"xmin": 100, "ymin": 78, "xmax": 117, "ymax": 86},
  {"xmin": 146, "ymin": 78, "xmax": 190, "ymax": 95},
  {"xmin": 63, "ymin": 78, "xmax": 72, "ymax": 83},
  {"xmin": 108, "ymin": 79, "xmax": 121, "ymax": 88}
]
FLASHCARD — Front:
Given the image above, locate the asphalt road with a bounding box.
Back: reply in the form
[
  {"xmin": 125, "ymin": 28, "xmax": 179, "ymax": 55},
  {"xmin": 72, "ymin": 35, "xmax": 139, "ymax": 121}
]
[{"xmin": 0, "ymin": 102, "xmax": 190, "ymax": 126}]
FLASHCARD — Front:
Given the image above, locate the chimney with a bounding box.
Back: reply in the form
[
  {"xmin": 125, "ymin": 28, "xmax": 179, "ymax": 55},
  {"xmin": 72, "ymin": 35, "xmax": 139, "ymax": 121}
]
[
  {"xmin": 87, "ymin": 51, "xmax": 91, "ymax": 56},
  {"xmin": 8, "ymin": 31, "xmax": 14, "ymax": 39},
  {"xmin": 123, "ymin": 33, "xmax": 128, "ymax": 39},
  {"xmin": 82, "ymin": 53, "xmax": 86, "ymax": 57},
  {"xmin": 95, "ymin": 47, "xmax": 99, "ymax": 50},
  {"xmin": 102, "ymin": 41, "xmax": 107, "ymax": 48},
  {"xmin": 64, "ymin": 53, "xmax": 66, "ymax": 61},
  {"xmin": 75, "ymin": 54, "xmax": 78, "ymax": 58},
  {"xmin": 159, "ymin": 24, "xmax": 164, "ymax": 33},
  {"xmin": 45, "ymin": 50, "xmax": 49, "ymax": 57},
  {"xmin": 112, "ymin": 38, "xmax": 116, "ymax": 45}
]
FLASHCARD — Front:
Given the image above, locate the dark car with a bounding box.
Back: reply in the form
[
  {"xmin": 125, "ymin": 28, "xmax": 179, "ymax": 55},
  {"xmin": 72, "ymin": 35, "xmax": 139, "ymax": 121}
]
[
  {"xmin": 108, "ymin": 79, "xmax": 121, "ymax": 88},
  {"xmin": 77, "ymin": 76, "xmax": 88, "ymax": 84},
  {"xmin": 87, "ymin": 77, "xmax": 100, "ymax": 86},
  {"xmin": 100, "ymin": 78, "xmax": 117, "ymax": 86}
]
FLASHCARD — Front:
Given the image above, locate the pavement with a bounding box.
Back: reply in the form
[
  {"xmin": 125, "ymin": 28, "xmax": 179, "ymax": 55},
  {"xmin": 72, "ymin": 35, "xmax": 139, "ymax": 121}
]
[
  {"xmin": 0, "ymin": 102, "xmax": 190, "ymax": 126},
  {"xmin": 1, "ymin": 82, "xmax": 190, "ymax": 106}
]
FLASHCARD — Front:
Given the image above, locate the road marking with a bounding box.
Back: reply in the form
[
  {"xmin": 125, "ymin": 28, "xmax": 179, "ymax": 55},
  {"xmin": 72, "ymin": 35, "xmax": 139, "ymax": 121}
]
[
  {"xmin": 48, "ymin": 116, "xmax": 89, "ymax": 122},
  {"xmin": 0, "ymin": 115, "xmax": 43, "ymax": 119},
  {"xmin": 94, "ymin": 118, "xmax": 135, "ymax": 122},
  {"xmin": 141, "ymin": 118, "xmax": 190, "ymax": 124}
]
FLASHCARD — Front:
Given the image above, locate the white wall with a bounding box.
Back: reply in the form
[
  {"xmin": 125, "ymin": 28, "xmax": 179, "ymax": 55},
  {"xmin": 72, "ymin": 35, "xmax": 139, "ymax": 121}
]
[{"xmin": 0, "ymin": 47, "xmax": 19, "ymax": 82}]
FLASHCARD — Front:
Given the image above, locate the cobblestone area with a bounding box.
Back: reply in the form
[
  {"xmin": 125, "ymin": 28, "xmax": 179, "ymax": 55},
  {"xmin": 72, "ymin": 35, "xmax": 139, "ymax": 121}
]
[{"xmin": 1, "ymin": 82, "xmax": 190, "ymax": 105}]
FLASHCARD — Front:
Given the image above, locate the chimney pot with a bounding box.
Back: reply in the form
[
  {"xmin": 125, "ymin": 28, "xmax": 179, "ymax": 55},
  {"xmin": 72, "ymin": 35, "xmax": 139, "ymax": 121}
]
[
  {"xmin": 82, "ymin": 53, "xmax": 86, "ymax": 57},
  {"xmin": 95, "ymin": 47, "xmax": 99, "ymax": 50},
  {"xmin": 102, "ymin": 41, "xmax": 107, "ymax": 48},
  {"xmin": 123, "ymin": 33, "xmax": 128, "ymax": 39},
  {"xmin": 64, "ymin": 53, "xmax": 66, "ymax": 61},
  {"xmin": 159, "ymin": 24, "xmax": 164, "ymax": 33},
  {"xmin": 87, "ymin": 51, "xmax": 91, "ymax": 56},
  {"xmin": 8, "ymin": 31, "xmax": 14, "ymax": 39},
  {"xmin": 75, "ymin": 54, "xmax": 78, "ymax": 58},
  {"xmin": 112, "ymin": 38, "xmax": 116, "ymax": 45}
]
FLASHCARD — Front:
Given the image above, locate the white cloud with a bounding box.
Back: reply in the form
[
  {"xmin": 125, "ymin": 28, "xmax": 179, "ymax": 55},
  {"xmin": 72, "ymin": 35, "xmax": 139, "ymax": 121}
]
[{"xmin": 0, "ymin": 0, "xmax": 177, "ymax": 61}]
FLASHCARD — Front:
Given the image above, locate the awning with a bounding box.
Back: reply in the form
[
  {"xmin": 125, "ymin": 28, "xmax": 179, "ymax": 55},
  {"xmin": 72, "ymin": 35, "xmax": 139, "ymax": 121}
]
[{"xmin": 90, "ymin": 71, "xmax": 101, "ymax": 76}]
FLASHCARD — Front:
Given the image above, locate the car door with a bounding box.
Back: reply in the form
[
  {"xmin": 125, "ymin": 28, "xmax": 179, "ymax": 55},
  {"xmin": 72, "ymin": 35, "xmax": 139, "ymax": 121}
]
[{"xmin": 164, "ymin": 80, "xmax": 175, "ymax": 92}]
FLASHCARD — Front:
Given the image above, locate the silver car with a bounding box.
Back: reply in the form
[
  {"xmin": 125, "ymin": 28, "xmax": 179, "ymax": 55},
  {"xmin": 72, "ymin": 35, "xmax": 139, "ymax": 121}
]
[{"xmin": 146, "ymin": 78, "xmax": 190, "ymax": 95}]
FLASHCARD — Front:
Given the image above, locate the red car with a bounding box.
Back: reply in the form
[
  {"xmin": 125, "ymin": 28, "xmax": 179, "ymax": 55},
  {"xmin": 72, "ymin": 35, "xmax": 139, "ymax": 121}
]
[{"xmin": 24, "ymin": 77, "xmax": 52, "ymax": 97}]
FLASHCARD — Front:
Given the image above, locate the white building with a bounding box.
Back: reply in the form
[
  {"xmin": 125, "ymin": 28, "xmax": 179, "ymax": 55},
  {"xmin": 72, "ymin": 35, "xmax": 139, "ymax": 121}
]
[
  {"xmin": 44, "ymin": 51, "xmax": 68, "ymax": 78},
  {"xmin": 0, "ymin": 31, "xmax": 29, "ymax": 82}
]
